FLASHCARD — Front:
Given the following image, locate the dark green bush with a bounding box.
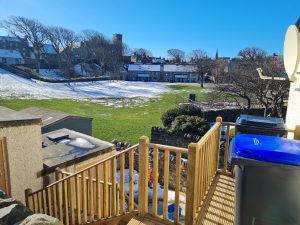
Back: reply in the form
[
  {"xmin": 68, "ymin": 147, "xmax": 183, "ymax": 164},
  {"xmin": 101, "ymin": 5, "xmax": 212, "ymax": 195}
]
[
  {"xmin": 161, "ymin": 105, "xmax": 202, "ymax": 128},
  {"xmin": 169, "ymin": 115, "xmax": 209, "ymax": 136}
]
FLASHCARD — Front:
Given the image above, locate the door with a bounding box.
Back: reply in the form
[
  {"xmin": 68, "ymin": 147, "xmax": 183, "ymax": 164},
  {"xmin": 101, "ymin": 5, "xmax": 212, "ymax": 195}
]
[{"xmin": 0, "ymin": 138, "xmax": 9, "ymax": 195}]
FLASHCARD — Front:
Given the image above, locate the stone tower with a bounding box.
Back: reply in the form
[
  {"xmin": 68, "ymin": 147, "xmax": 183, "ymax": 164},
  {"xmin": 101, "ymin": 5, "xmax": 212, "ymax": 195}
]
[{"xmin": 113, "ymin": 33, "xmax": 123, "ymax": 46}]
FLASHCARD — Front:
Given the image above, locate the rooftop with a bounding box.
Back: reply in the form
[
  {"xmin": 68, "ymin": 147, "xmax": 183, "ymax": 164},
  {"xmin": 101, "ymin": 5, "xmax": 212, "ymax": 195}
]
[
  {"xmin": 0, "ymin": 49, "xmax": 23, "ymax": 59},
  {"xmin": 0, "ymin": 106, "xmax": 41, "ymax": 125},
  {"xmin": 0, "ymin": 36, "xmax": 22, "ymax": 42},
  {"xmin": 128, "ymin": 64, "xmax": 161, "ymax": 72},
  {"xmin": 42, "ymin": 128, "xmax": 114, "ymax": 171},
  {"xmin": 41, "ymin": 44, "xmax": 56, "ymax": 54},
  {"xmin": 20, "ymin": 107, "xmax": 92, "ymax": 127}
]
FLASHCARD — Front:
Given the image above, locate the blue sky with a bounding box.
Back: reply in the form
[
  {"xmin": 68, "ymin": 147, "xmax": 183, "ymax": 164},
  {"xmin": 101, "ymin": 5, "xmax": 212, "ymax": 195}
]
[{"xmin": 0, "ymin": 0, "xmax": 299, "ymax": 58}]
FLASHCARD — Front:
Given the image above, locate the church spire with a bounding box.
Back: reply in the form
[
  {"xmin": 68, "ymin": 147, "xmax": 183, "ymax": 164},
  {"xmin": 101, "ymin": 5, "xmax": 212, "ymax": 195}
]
[{"xmin": 215, "ymin": 48, "xmax": 219, "ymax": 59}]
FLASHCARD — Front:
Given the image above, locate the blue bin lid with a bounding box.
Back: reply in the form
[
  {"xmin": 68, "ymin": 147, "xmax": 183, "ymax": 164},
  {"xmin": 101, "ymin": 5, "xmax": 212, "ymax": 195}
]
[{"xmin": 233, "ymin": 134, "xmax": 300, "ymax": 166}]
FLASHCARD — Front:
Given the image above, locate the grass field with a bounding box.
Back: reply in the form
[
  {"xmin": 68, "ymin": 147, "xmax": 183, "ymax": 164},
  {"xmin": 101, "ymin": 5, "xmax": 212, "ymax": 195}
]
[{"xmin": 0, "ymin": 84, "xmax": 208, "ymax": 143}]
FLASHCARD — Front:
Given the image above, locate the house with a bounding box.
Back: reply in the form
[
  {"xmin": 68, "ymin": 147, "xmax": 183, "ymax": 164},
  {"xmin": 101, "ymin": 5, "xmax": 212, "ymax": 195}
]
[
  {"xmin": 20, "ymin": 107, "xmax": 93, "ymax": 135},
  {"xmin": 0, "ymin": 49, "xmax": 24, "ymax": 65},
  {"xmin": 0, "ymin": 106, "xmax": 43, "ymax": 203},
  {"xmin": 126, "ymin": 63, "xmax": 199, "ymax": 82},
  {"xmin": 40, "ymin": 44, "xmax": 58, "ymax": 68},
  {"xmin": 127, "ymin": 64, "xmax": 162, "ymax": 81},
  {"xmin": 42, "ymin": 128, "xmax": 115, "ymax": 183},
  {"xmin": 164, "ymin": 64, "xmax": 198, "ymax": 82}
]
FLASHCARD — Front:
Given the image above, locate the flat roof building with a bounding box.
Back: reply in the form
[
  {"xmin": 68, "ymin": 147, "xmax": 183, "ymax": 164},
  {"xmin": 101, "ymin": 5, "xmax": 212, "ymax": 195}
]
[
  {"xmin": 20, "ymin": 107, "xmax": 93, "ymax": 135},
  {"xmin": 42, "ymin": 128, "xmax": 115, "ymax": 176}
]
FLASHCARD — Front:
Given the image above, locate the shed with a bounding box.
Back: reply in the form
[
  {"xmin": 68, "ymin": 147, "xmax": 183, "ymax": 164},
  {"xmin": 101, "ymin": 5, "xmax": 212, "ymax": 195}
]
[
  {"xmin": 20, "ymin": 107, "xmax": 93, "ymax": 135},
  {"xmin": 42, "ymin": 129, "xmax": 115, "ymax": 182},
  {"xmin": 0, "ymin": 106, "xmax": 43, "ymax": 203}
]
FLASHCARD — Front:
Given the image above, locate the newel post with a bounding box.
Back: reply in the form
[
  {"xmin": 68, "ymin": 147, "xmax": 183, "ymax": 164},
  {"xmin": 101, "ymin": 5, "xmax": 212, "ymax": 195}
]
[
  {"xmin": 138, "ymin": 136, "xmax": 149, "ymax": 215},
  {"xmin": 294, "ymin": 125, "xmax": 300, "ymax": 140},
  {"xmin": 55, "ymin": 167, "xmax": 62, "ymax": 181},
  {"xmin": 25, "ymin": 188, "xmax": 32, "ymax": 208},
  {"xmin": 185, "ymin": 143, "xmax": 199, "ymax": 225}
]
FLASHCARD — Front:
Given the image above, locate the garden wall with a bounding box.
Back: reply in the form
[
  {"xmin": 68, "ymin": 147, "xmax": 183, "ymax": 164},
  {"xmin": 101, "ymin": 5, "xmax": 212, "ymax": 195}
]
[{"xmin": 150, "ymin": 127, "xmax": 201, "ymax": 148}]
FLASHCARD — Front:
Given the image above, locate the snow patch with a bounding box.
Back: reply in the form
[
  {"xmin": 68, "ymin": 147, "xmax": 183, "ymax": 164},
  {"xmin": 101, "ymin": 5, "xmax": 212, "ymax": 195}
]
[{"xmin": 0, "ymin": 69, "xmax": 170, "ymax": 107}]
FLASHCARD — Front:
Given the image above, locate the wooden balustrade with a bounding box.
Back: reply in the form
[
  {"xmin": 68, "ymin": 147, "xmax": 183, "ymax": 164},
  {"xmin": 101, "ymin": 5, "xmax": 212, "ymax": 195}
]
[
  {"xmin": 185, "ymin": 117, "xmax": 223, "ymax": 225},
  {"xmin": 25, "ymin": 117, "xmax": 233, "ymax": 225},
  {"xmin": 147, "ymin": 142, "xmax": 188, "ymax": 224},
  {"xmin": 25, "ymin": 144, "xmax": 139, "ymax": 225}
]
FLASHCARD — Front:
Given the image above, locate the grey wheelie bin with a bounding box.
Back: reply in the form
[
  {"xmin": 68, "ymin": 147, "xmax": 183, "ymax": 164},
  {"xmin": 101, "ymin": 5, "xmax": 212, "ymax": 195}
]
[
  {"xmin": 235, "ymin": 114, "xmax": 287, "ymax": 137},
  {"xmin": 231, "ymin": 134, "xmax": 300, "ymax": 225}
]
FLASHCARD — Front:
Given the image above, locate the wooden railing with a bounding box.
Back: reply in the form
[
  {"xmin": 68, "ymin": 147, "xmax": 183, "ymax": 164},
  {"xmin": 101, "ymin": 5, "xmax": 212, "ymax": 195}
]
[
  {"xmin": 185, "ymin": 117, "xmax": 223, "ymax": 225},
  {"xmin": 25, "ymin": 117, "xmax": 233, "ymax": 225},
  {"xmin": 25, "ymin": 144, "xmax": 139, "ymax": 225},
  {"xmin": 148, "ymin": 142, "xmax": 188, "ymax": 224}
]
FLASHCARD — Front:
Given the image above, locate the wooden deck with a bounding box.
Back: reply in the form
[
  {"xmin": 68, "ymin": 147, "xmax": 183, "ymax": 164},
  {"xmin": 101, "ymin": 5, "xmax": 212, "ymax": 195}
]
[
  {"xmin": 127, "ymin": 174, "xmax": 235, "ymax": 225},
  {"xmin": 198, "ymin": 174, "xmax": 235, "ymax": 225}
]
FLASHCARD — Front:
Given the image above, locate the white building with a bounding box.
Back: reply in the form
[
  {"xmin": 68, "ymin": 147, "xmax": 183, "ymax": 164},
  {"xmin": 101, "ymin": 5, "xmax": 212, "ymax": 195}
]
[{"xmin": 126, "ymin": 63, "xmax": 199, "ymax": 82}]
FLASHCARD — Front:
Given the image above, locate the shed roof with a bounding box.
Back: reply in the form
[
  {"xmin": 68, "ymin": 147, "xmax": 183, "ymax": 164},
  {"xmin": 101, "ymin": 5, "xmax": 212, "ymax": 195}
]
[
  {"xmin": 0, "ymin": 106, "xmax": 41, "ymax": 126},
  {"xmin": 20, "ymin": 107, "xmax": 93, "ymax": 127},
  {"xmin": 42, "ymin": 128, "xmax": 115, "ymax": 171}
]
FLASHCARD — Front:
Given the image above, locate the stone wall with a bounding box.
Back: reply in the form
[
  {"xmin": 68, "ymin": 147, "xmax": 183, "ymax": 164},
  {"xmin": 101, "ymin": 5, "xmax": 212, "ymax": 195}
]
[{"xmin": 0, "ymin": 190, "xmax": 62, "ymax": 225}]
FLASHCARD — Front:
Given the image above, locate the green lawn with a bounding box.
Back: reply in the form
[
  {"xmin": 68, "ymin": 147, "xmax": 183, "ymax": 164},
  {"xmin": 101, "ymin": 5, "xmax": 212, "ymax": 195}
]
[{"xmin": 0, "ymin": 84, "xmax": 207, "ymax": 143}]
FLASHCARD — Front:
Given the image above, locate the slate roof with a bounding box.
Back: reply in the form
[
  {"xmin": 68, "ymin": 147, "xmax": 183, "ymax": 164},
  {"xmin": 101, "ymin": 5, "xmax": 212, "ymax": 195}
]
[{"xmin": 0, "ymin": 49, "xmax": 23, "ymax": 59}]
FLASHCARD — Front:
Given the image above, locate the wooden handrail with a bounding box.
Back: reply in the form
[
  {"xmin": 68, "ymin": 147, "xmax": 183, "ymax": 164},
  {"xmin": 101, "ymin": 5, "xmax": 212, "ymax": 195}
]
[
  {"xmin": 149, "ymin": 143, "xmax": 188, "ymax": 153},
  {"xmin": 31, "ymin": 144, "xmax": 139, "ymax": 194},
  {"xmin": 25, "ymin": 144, "xmax": 139, "ymax": 225},
  {"xmin": 185, "ymin": 117, "xmax": 223, "ymax": 225}
]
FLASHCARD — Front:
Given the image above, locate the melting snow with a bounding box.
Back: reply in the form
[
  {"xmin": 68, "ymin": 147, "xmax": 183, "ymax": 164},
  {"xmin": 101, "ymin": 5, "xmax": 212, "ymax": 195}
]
[
  {"xmin": 68, "ymin": 137, "xmax": 95, "ymax": 149},
  {"xmin": 0, "ymin": 69, "xmax": 170, "ymax": 107}
]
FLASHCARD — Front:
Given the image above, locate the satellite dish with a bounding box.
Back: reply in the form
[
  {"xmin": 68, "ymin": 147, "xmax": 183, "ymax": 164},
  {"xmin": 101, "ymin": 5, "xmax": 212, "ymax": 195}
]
[{"xmin": 284, "ymin": 25, "xmax": 300, "ymax": 82}]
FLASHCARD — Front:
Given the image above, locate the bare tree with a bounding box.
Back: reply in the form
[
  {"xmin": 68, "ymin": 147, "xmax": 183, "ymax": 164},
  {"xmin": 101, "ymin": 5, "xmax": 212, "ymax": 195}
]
[
  {"xmin": 213, "ymin": 47, "xmax": 289, "ymax": 117},
  {"xmin": 59, "ymin": 28, "xmax": 79, "ymax": 78},
  {"xmin": 81, "ymin": 30, "xmax": 116, "ymax": 77},
  {"xmin": 132, "ymin": 48, "xmax": 152, "ymax": 63},
  {"xmin": 1, "ymin": 16, "xmax": 47, "ymax": 72},
  {"xmin": 44, "ymin": 26, "xmax": 65, "ymax": 69},
  {"xmin": 167, "ymin": 49, "xmax": 185, "ymax": 63},
  {"xmin": 189, "ymin": 49, "xmax": 214, "ymax": 87}
]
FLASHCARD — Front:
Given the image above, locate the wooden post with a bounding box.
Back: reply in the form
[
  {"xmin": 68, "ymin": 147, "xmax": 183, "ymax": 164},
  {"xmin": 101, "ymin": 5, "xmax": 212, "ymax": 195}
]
[
  {"xmin": 223, "ymin": 124, "xmax": 230, "ymax": 173},
  {"xmin": 138, "ymin": 136, "xmax": 149, "ymax": 215},
  {"xmin": 294, "ymin": 125, "xmax": 300, "ymax": 140},
  {"xmin": 216, "ymin": 117, "xmax": 223, "ymax": 170},
  {"xmin": 185, "ymin": 143, "xmax": 199, "ymax": 225},
  {"xmin": 25, "ymin": 188, "xmax": 32, "ymax": 209}
]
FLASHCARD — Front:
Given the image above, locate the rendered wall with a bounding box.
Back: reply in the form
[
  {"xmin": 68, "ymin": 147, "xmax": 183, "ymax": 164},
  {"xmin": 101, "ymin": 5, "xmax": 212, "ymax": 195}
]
[
  {"xmin": 285, "ymin": 75, "xmax": 300, "ymax": 138},
  {"xmin": 0, "ymin": 123, "xmax": 43, "ymax": 203}
]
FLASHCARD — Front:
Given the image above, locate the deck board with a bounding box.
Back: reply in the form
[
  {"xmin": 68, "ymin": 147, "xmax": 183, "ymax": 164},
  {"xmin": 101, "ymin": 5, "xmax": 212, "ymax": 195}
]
[
  {"xmin": 127, "ymin": 216, "xmax": 169, "ymax": 225},
  {"xmin": 200, "ymin": 174, "xmax": 235, "ymax": 225},
  {"xmin": 127, "ymin": 174, "xmax": 235, "ymax": 225}
]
